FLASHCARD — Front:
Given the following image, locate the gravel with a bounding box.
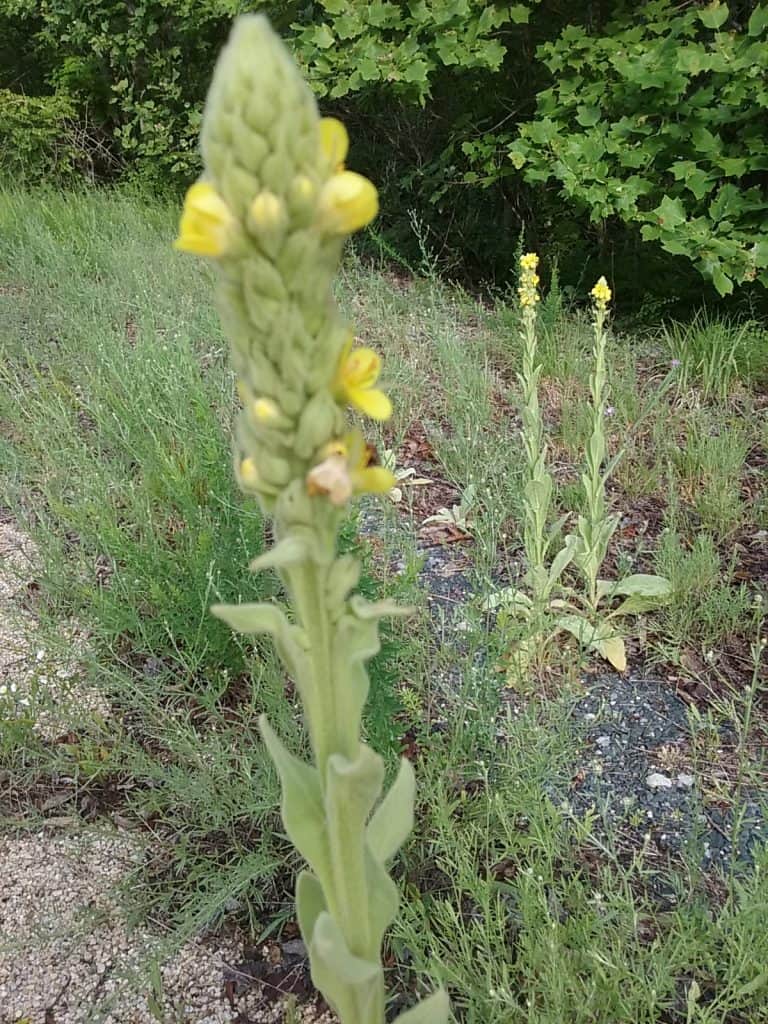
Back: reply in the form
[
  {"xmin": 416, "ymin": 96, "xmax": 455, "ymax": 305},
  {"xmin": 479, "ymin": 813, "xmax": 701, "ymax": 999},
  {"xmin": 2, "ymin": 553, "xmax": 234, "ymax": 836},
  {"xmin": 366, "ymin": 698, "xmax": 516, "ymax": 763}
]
[
  {"xmin": 0, "ymin": 520, "xmax": 110, "ymax": 738},
  {"xmin": 0, "ymin": 831, "xmax": 335, "ymax": 1024},
  {"xmin": 563, "ymin": 673, "xmax": 768, "ymax": 872}
]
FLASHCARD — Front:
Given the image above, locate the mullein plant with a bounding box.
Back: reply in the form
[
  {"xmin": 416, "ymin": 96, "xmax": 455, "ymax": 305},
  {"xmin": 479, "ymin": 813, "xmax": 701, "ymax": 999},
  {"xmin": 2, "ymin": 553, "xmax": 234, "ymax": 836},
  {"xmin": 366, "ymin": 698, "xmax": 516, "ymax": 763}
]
[
  {"xmin": 492, "ymin": 264, "xmax": 670, "ymax": 678},
  {"xmin": 174, "ymin": 16, "xmax": 448, "ymax": 1024},
  {"xmin": 491, "ymin": 255, "xmax": 577, "ymax": 675},
  {"xmin": 557, "ymin": 278, "xmax": 671, "ymax": 671}
]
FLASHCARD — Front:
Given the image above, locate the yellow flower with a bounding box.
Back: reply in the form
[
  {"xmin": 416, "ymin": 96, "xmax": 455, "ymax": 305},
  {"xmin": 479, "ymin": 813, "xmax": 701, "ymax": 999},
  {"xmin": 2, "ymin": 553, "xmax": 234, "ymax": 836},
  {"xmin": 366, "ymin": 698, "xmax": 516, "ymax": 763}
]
[
  {"xmin": 292, "ymin": 174, "xmax": 316, "ymax": 203},
  {"xmin": 591, "ymin": 276, "xmax": 612, "ymax": 308},
  {"xmin": 239, "ymin": 457, "xmax": 260, "ymax": 488},
  {"xmin": 334, "ymin": 336, "xmax": 392, "ymax": 421},
  {"xmin": 174, "ymin": 181, "xmax": 234, "ymax": 257},
  {"xmin": 248, "ymin": 191, "xmax": 286, "ymax": 233},
  {"xmin": 318, "ymin": 171, "xmax": 378, "ymax": 235},
  {"xmin": 252, "ymin": 397, "xmax": 280, "ymax": 424},
  {"xmin": 518, "ymin": 252, "xmax": 541, "ymax": 310},
  {"xmin": 307, "ymin": 431, "xmax": 395, "ymax": 505},
  {"xmin": 319, "ymin": 117, "xmax": 349, "ymax": 171}
]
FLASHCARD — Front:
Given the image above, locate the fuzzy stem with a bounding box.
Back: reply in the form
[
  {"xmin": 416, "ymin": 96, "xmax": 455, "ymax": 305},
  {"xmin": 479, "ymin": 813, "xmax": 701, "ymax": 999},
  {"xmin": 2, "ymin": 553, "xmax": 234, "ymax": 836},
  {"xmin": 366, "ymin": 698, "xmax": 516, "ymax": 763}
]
[{"xmin": 519, "ymin": 290, "xmax": 551, "ymax": 615}]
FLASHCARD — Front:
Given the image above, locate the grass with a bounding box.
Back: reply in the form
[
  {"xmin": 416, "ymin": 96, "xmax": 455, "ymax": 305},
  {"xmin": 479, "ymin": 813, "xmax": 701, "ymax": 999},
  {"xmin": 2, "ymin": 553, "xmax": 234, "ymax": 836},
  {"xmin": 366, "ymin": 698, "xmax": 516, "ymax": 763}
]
[
  {"xmin": 1, "ymin": 187, "xmax": 767, "ymax": 1022},
  {"xmin": 661, "ymin": 312, "xmax": 768, "ymax": 404}
]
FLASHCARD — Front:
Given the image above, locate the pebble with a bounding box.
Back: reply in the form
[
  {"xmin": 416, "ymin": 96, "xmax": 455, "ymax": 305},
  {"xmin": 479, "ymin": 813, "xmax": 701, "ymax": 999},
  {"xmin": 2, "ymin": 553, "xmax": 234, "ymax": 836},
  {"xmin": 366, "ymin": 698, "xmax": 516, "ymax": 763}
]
[{"xmin": 646, "ymin": 772, "xmax": 674, "ymax": 790}]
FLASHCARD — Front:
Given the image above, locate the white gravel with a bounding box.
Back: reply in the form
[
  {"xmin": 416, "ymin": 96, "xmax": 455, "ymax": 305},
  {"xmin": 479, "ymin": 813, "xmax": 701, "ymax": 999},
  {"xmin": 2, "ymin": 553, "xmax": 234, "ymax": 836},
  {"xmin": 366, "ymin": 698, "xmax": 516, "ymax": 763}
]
[{"xmin": 0, "ymin": 519, "xmax": 110, "ymax": 737}]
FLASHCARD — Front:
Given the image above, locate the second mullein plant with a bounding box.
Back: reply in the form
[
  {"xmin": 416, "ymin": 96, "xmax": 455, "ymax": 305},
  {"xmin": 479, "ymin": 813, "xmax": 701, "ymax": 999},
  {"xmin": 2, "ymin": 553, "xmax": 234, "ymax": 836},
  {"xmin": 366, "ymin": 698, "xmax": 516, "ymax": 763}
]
[
  {"xmin": 174, "ymin": 16, "xmax": 448, "ymax": 1024},
  {"xmin": 498, "ymin": 258, "xmax": 670, "ymax": 677}
]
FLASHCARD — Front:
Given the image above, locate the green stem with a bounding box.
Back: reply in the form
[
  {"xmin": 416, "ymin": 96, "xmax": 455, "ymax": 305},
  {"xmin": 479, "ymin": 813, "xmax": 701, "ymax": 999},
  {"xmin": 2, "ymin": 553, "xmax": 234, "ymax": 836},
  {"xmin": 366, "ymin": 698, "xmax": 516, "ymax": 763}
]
[{"xmin": 284, "ymin": 529, "xmax": 384, "ymax": 1022}]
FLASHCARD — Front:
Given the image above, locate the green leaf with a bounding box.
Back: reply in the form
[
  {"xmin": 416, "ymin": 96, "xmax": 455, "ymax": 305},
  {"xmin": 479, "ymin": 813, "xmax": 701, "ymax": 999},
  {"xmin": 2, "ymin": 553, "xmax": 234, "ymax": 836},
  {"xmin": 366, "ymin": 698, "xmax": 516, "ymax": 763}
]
[
  {"xmin": 367, "ymin": 757, "xmax": 415, "ymax": 863},
  {"xmin": 576, "ymin": 105, "xmax": 600, "ymax": 127},
  {"xmin": 752, "ymin": 239, "xmax": 768, "ymax": 267},
  {"xmin": 555, "ymin": 615, "xmax": 627, "ymax": 671},
  {"xmin": 614, "ymin": 594, "xmax": 667, "ymax": 616},
  {"xmin": 709, "ymin": 183, "xmax": 742, "ymax": 222},
  {"xmin": 349, "ymin": 595, "xmax": 411, "ymax": 620},
  {"xmin": 212, "ymin": 601, "xmax": 308, "ymax": 680},
  {"xmin": 699, "ymin": 3, "xmax": 729, "ymax": 30},
  {"xmin": 249, "ymin": 535, "xmax": 309, "ymax": 571},
  {"xmin": 296, "ymin": 870, "xmax": 327, "ymax": 947},
  {"xmin": 309, "ymin": 912, "xmax": 381, "ymax": 1021},
  {"xmin": 364, "ymin": 844, "xmax": 400, "ymax": 946},
  {"xmin": 368, "ymin": 0, "xmax": 397, "ymax": 26},
  {"xmin": 711, "ymin": 264, "xmax": 734, "ymax": 295},
  {"xmin": 509, "ymin": 4, "xmax": 530, "ymax": 24},
  {"xmin": 547, "ymin": 535, "xmax": 579, "ymax": 590},
  {"xmin": 595, "ymin": 634, "xmax": 627, "ymax": 671},
  {"xmin": 325, "ymin": 747, "xmax": 400, "ymax": 945},
  {"xmin": 653, "ymin": 194, "xmax": 687, "ymax": 229},
  {"xmin": 211, "ymin": 601, "xmax": 287, "ymax": 634},
  {"xmin": 482, "ymin": 587, "xmax": 532, "ymax": 614},
  {"xmin": 748, "ymin": 5, "xmax": 768, "ymax": 36},
  {"xmin": 393, "ymin": 988, "xmax": 451, "ymax": 1024},
  {"xmin": 403, "ymin": 60, "xmax": 430, "ymax": 84},
  {"xmin": 326, "ymin": 746, "xmax": 385, "ymax": 838},
  {"xmin": 259, "ymin": 716, "xmax": 331, "ymax": 881},
  {"xmin": 326, "ymin": 555, "xmax": 361, "ymax": 608},
  {"xmin": 358, "ymin": 57, "xmax": 380, "ymax": 81},
  {"xmin": 312, "ymin": 23, "xmax": 335, "ymax": 49},
  {"xmin": 604, "ymin": 574, "xmax": 672, "ymax": 599}
]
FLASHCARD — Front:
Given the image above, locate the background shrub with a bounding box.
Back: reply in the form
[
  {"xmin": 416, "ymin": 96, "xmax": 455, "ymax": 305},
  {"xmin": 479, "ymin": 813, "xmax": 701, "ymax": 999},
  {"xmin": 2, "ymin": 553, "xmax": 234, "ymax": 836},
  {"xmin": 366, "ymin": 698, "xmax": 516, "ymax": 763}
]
[
  {"xmin": 0, "ymin": 90, "xmax": 84, "ymax": 183},
  {"xmin": 1, "ymin": 0, "xmax": 766, "ymax": 300}
]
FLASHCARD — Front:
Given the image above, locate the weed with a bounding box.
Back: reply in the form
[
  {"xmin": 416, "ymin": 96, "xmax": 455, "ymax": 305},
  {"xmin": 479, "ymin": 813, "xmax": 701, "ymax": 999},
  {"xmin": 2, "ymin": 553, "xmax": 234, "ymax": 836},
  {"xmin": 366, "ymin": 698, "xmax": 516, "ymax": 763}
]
[
  {"xmin": 655, "ymin": 529, "xmax": 754, "ymax": 655},
  {"xmin": 672, "ymin": 413, "xmax": 749, "ymax": 539},
  {"xmin": 662, "ymin": 313, "xmax": 768, "ymax": 402}
]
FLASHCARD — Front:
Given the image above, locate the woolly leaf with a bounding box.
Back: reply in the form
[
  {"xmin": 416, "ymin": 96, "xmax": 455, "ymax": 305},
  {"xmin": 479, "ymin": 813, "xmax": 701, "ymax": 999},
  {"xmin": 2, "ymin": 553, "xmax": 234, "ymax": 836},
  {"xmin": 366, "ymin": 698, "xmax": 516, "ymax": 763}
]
[
  {"xmin": 259, "ymin": 716, "xmax": 331, "ymax": 880},
  {"xmin": 310, "ymin": 912, "xmax": 381, "ymax": 1020},
  {"xmin": 296, "ymin": 870, "xmax": 327, "ymax": 947},
  {"xmin": 367, "ymin": 757, "xmax": 415, "ymax": 863},
  {"xmin": 393, "ymin": 988, "xmax": 451, "ymax": 1024}
]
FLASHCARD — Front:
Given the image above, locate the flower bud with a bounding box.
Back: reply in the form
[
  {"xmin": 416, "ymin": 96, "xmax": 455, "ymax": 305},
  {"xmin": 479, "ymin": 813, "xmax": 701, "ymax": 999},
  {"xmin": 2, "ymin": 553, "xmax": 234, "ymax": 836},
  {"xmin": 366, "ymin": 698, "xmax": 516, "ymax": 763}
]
[
  {"xmin": 318, "ymin": 172, "xmax": 378, "ymax": 235},
  {"xmin": 248, "ymin": 190, "xmax": 287, "ymax": 236}
]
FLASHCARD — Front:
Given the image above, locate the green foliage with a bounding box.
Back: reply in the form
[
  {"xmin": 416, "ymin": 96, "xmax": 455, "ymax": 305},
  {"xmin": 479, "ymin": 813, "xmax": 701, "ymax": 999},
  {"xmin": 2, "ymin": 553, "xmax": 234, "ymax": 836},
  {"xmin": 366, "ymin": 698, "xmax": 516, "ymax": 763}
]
[
  {"xmin": 291, "ymin": 0, "xmax": 539, "ymax": 101},
  {"xmin": 508, "ymin": 1, "xmax": 768, "ymax": 294},
  {"xmin": 2, "ymin": 0, "xmax": 767, "ymax": 296},
  {"xmin": 5, "ymin": 0, "xmax": 248, "ymax": 185},
  {"xmin": 0, "ymin": 90, "xmax": 83, "ymax": 183}
]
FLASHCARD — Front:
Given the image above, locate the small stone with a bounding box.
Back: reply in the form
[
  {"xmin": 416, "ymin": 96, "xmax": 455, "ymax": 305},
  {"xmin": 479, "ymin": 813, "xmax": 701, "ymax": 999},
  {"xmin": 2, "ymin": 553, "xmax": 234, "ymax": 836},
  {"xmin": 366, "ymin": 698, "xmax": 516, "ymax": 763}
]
[
  {"xmin": 646, "ymin": 772, "xmax": 673, "ymax": 790},
  {"xmin": 282, "ymin": 938, "xmax": 307, "ymax": 958},
  {"xmin": 595, "ymin": 735, "xmax": 610, "ymax": 748},
  {"xmin": 677, "ymin": 773, "xmax": 694, "ymax": 788}
]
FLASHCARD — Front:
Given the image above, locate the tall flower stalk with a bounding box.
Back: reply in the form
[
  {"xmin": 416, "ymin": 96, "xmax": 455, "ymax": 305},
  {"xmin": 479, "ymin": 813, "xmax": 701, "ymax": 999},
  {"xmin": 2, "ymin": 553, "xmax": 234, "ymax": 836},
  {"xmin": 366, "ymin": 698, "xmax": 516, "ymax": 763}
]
[
  {"xmin": 573, "ymin": 277, "xmax": 619, "ymax": 611},
  {"xmin": 174, "ymin": 16, "xmax": 447, "ymax": 1024},
  {"xmin": 517, "ymin": 253, "xmax": 551, "ymax": 615}
]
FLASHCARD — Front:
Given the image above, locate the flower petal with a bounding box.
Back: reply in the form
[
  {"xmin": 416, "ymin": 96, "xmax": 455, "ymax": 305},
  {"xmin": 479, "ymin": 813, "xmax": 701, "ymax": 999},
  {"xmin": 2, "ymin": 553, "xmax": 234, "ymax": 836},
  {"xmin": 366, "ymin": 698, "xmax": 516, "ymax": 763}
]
[
  {"xmin": 174, "ymin": 181, "xmax": 233, "ymax": 256},
  {"xmin": 344, "ymin": 347, "xmax": 381, "ymax": 389},
  {"xmin": 319, "ymin": 171, "xmax": 378, "ymax": 234},
  {"xmin": 319, "ymin": 117, "xmax": 349, "ymax": 168},
  {"xmin": 351, "ymin": 386, "xmax": 392, "ymax": 421},
  {"xmin": 354, "ymin": 466, "xmax": 396, "ymax": 495}
]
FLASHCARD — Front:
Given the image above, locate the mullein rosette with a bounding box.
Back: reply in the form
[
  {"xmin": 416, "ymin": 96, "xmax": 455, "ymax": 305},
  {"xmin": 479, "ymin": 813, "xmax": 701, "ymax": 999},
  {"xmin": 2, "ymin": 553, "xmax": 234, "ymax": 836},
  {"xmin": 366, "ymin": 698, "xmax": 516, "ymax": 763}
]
[{"xmin": 174, "ymin": 16, "xmax": 448, "ymax": 1024}]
